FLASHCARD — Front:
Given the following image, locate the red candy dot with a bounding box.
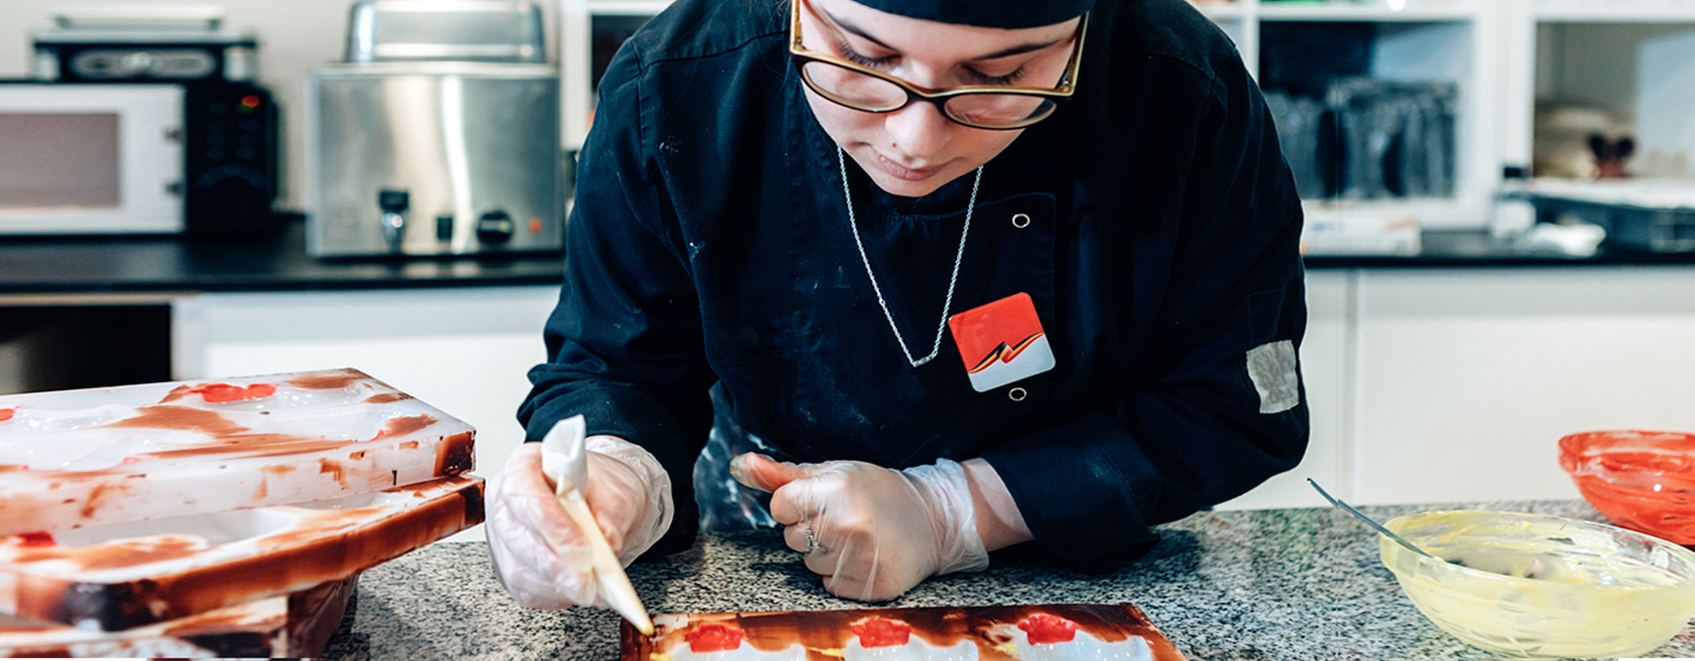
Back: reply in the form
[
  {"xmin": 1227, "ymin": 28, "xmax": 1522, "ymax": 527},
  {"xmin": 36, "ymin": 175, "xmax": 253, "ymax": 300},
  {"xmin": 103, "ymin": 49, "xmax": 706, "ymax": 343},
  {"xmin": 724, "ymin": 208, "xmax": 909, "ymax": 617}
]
[
  {"xmin": 192, "ymin": 383, "xmax": 276, "ymax": 403},
  {"xmin": 1018, "ymin": 614, "xmax": 1080, "ymax": 644},
  {"xmin": 684, "ymin": 623, "xmax": 744, "ymax": 653},
  {"xmin": 851, "ymin": 619, "xmax": 912, "ymax": 648},
  {"xmin": 16, "ymin": 532, "xmax": 54, "ymax": 548},
  {"xmin": 0, "ymin": 408, "xmax": 12, "ymax": 422}
]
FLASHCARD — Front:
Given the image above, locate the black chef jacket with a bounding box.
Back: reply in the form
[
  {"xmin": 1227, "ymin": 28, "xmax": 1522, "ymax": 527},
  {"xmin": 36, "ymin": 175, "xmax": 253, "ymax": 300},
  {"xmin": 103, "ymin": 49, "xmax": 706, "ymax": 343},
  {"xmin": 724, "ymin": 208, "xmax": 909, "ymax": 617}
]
[{"xmin": 520, "ymin": 0, "xmax": 1309, "ymax": 570}]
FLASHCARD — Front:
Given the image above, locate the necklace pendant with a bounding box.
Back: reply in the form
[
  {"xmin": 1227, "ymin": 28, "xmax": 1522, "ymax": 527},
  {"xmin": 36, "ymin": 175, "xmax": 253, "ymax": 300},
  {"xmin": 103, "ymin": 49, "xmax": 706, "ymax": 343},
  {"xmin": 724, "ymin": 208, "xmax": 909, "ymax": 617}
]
[{"xmin": 947, "ymin": 293, "xmax": 1056, "ymax": 392}]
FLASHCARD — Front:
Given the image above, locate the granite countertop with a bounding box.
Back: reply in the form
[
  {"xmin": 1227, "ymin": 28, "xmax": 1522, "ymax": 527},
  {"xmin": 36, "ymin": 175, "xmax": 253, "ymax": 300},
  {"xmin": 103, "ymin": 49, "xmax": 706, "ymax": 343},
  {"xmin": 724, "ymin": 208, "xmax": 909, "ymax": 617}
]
[{"xmin": 322, "ymin": 500, "xmax": 1695, "ymax": 661}]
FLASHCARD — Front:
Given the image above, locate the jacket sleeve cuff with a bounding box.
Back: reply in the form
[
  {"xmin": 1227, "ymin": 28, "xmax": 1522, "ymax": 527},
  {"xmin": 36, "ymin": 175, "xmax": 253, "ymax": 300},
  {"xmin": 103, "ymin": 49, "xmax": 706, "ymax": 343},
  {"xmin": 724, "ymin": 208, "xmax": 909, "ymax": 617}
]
[{"xmin": 980, "ymin": 412, "xmax": 1163, "ymax": 569}]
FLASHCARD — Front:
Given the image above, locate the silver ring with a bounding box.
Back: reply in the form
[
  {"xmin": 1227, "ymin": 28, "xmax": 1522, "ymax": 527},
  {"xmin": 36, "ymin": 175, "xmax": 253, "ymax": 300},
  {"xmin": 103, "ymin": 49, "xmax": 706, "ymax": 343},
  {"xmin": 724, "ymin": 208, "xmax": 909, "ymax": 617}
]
[{"xmin": 803, "ymin": 520, "xmax": 826, "ymax": 555}]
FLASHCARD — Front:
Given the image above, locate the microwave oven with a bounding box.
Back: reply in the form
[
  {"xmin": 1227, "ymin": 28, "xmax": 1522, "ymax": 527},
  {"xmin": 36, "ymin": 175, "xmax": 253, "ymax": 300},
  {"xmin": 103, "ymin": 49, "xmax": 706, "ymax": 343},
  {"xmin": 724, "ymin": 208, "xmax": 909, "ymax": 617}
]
[{"xmin": 0, "ymin": 81, "xmax": 278, "ymax": 235}]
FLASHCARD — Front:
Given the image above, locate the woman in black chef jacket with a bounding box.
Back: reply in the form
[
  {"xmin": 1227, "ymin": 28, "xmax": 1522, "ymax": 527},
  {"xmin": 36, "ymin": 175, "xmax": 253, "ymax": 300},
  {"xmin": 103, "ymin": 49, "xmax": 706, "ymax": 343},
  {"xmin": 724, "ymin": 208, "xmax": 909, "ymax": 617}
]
[{"xmin": 486, "ymin": 0, "xmax": 1309, "ymax": 606}]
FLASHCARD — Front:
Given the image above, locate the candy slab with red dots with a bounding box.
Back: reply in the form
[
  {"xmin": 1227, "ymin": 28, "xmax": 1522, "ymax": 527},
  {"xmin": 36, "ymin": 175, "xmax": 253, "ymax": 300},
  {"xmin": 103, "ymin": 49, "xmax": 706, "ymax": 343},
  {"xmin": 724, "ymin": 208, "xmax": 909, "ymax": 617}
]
[
  {"xmin": 0, "ymin": 368, "xmax": 476, "ymax": 536},
  {"xmin": 621, "ymin": 604, "xmax": 1185, "ymax": 661}
]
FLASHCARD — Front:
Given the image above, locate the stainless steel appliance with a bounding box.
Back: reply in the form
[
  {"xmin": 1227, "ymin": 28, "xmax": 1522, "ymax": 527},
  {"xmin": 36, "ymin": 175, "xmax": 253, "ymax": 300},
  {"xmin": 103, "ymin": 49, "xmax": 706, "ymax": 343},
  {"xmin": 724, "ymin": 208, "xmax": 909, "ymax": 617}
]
[
  {"xmin": 30, "ymin": 6, "xmax": 259, "ymax": 83},
  {"xmin": 0, "ymin": 81, "xmax": 278, "ymax": 235},
  {"xmin": 306, "ymin": 0, "xmax": 562, "ymax": 257}
]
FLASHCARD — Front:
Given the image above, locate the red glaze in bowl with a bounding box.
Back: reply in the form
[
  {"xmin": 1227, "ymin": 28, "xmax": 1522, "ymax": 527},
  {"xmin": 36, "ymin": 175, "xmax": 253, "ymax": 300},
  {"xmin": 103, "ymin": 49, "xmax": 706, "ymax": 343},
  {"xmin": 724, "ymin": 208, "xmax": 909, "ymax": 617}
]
[{"xmin": 1560, "ymin": 430, "xmax": 1695, "ymax": 545}]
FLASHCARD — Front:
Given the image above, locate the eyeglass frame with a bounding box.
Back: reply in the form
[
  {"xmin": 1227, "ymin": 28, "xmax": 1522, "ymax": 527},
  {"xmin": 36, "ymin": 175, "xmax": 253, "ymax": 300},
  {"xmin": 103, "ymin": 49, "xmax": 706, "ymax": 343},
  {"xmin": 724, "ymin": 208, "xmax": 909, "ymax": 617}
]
[{"xmin": 787, "ymin": 0, "xmax": 1089, "ymax": 130}]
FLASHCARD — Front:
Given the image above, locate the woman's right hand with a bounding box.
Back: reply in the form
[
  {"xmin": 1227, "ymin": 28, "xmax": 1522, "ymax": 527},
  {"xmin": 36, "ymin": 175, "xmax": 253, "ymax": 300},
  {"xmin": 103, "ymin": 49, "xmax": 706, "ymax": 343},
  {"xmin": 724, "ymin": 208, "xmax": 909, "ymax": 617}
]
[{"xmin": 485, "ymin": 438, "xmax": 673, "ymax": 609}]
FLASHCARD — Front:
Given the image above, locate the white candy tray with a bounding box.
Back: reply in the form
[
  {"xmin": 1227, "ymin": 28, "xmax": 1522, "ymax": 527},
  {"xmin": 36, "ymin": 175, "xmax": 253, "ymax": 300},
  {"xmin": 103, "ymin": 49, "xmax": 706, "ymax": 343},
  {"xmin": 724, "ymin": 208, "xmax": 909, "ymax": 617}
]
[{"xmin": 0, "ymin": 368, "xmax": 476, "ymax": 536}]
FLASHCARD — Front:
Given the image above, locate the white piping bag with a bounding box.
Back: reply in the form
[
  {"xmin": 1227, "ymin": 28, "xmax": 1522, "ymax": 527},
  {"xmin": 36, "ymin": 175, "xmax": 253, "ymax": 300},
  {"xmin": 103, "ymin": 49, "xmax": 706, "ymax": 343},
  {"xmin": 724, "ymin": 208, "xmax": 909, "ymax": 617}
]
[{"xmin": 540, "ymin": 415, "xmax": 653, "ymax": 634}]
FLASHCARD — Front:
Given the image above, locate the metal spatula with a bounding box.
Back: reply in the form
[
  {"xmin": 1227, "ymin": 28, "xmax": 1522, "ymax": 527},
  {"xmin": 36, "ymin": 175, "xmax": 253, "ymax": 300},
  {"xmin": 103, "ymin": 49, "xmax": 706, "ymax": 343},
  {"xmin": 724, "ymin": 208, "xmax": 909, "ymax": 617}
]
[{"xmin": 1307, "ymin": 478, "xmax": 1441, "ymax": 561}]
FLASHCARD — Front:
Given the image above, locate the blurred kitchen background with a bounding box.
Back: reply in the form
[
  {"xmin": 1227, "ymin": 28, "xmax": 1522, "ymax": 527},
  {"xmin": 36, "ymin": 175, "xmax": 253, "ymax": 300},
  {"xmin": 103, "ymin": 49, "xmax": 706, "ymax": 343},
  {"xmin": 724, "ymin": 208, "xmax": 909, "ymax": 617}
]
[
  {"xmin": 3, "ymin": 0, "xmax": 1695, "ymax": 526},
  {"xmin": 0, "ymin": 0, "xmax": 561, "ymax": 214}
]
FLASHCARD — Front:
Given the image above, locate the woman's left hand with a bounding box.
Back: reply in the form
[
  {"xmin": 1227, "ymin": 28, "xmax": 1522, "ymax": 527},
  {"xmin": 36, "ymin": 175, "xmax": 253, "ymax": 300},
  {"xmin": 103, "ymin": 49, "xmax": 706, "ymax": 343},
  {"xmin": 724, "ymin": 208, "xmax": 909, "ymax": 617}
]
[{"xmin": 730, "ymin": 453, "xmax": 988, "ymax": 601}]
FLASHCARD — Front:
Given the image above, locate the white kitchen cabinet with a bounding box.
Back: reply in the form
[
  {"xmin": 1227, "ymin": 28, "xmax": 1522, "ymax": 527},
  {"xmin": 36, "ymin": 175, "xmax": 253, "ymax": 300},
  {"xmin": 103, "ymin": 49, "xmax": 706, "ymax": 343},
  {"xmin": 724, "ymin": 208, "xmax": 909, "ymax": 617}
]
[
  {"xmin": 1230, "ymin": 265, "xmax": 1695, "ymax": 510},
  {"xmin": 171, "ymin": 285, "xmax": 561, "ymax": 541},
  {"xmin": 1349, "ymin": 266, "xmax": 1695, "ymax": 505}
]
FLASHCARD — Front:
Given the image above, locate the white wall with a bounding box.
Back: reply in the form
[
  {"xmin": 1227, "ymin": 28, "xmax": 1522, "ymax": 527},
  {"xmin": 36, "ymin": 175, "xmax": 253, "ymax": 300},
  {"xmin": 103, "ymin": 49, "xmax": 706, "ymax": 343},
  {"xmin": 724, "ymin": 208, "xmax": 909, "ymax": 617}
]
[{"xmin": 0, "ymin": 0, "xmax": 559, "ymax": 212}]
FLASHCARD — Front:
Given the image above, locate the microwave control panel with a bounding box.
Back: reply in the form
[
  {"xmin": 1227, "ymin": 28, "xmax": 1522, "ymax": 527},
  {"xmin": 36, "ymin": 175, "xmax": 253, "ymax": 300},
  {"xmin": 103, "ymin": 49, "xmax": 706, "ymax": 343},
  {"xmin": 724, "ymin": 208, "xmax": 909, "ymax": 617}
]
[{"xmin": 182, "ymin": 83, "xmax": 278, "ymax": 234}]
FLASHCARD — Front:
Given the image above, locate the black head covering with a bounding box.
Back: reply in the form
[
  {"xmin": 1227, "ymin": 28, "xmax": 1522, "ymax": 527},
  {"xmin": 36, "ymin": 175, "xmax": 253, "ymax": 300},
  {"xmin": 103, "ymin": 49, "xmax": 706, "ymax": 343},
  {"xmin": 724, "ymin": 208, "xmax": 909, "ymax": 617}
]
[{"xmin": 851, "ymin": 0, "xmax": 1092, "ymax": 29}]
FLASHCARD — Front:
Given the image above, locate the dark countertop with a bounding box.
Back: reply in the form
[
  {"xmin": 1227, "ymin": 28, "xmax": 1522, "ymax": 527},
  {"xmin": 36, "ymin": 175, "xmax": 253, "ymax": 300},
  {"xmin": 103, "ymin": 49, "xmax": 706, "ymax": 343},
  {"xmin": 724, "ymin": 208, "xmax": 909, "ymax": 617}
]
[
  {"xmin": 323, "ymin": 500, "xmax": 1695, "ymax": 661},
  {"xmin": 0, "ymin": 218, "xmax": 565, "ymax": 296},
  {"xmin": 1302, "ymin": 228, "xmax": 1695, "ymax": 268},
  {"xmin": 1, "ymin": 220, "xmax": 1692, "ymax": 298}
]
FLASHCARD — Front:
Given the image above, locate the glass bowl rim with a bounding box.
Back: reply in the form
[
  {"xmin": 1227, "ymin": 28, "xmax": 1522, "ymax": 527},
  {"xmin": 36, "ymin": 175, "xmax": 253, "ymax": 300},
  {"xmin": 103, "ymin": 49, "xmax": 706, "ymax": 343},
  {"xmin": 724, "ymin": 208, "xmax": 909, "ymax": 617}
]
[
  {"xmin": 1381, "ymin": 509, "xmax": 1695, "ymax": 594},
  {"xmin": 1559, "ymin": 429, "xmax": 1695, "ymax": 459}
]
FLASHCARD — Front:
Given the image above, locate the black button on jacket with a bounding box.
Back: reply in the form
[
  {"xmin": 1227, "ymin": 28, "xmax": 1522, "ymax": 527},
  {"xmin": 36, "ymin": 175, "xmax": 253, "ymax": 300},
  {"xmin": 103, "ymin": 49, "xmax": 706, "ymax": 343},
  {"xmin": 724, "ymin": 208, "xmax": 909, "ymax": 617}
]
[{"xmin": 520, "ymin": 0, "xmax": 1309, "ymax": 570}]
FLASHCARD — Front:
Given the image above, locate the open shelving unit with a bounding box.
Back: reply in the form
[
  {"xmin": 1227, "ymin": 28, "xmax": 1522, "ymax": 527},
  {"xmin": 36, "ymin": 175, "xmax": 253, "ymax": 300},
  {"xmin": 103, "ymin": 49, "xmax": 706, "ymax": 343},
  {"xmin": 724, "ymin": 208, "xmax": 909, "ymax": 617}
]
[
  {"xmin": 1191, "ymin": 1, "xmax": 1505, "ymax": 231},
  {"xmin": 1531, "ymin": 3, "xmax": 1695, "ymax": 184}
]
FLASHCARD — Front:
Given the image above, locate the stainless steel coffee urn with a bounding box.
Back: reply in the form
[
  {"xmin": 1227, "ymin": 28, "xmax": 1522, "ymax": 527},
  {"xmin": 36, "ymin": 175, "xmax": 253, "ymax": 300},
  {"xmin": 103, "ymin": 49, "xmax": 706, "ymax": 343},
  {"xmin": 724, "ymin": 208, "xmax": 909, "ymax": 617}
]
[{"xmin": 306, "ymin": 0, "xmax": 561, "ymax": 257}]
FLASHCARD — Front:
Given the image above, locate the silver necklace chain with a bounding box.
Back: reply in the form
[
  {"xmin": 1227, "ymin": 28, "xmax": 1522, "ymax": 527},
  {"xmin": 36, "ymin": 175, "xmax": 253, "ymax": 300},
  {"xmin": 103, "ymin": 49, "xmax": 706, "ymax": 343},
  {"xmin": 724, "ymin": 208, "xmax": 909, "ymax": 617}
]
[{"xmin": 836, "ymin": 147, "xmax": 983, "ymax": 368}]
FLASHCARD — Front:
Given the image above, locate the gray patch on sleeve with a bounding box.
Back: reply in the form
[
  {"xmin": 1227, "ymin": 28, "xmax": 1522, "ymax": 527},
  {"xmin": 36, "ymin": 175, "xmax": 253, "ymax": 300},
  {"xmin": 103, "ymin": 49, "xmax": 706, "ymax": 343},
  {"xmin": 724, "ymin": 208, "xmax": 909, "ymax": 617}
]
[{"xmin": 1246, "ymin": 339, "xmax": 1299, "ymax": 414}]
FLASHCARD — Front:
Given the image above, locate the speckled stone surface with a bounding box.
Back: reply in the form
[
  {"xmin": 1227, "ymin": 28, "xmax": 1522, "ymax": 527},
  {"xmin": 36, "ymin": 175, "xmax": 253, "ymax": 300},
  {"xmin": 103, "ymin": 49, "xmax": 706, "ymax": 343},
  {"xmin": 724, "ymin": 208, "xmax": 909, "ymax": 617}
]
[{"xmin": 321, "ymin": 500, "xmax": 1695, "ymax": 660}]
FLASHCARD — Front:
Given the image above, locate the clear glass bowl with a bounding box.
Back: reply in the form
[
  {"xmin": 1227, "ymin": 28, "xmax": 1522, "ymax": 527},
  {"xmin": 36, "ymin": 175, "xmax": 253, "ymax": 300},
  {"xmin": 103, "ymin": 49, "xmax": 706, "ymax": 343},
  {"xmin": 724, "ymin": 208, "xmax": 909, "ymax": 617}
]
[
  {"xmin": 1559, "ymin": 429, "xmax": 1695, "ymax": 545},
  {"xmin": 1381, "ymin": 510, "xmax": 1695, "ymax": 658}
]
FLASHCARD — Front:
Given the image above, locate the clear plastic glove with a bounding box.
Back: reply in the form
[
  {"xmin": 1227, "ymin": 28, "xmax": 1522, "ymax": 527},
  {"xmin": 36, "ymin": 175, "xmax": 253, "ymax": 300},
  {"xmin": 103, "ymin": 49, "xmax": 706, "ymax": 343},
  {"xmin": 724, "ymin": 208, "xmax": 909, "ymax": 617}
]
[
  {"xmin": 730, "ymin": 453, "xmax": 988, "ymax": 602},
  {"xmin": 486, "ymin": 416, "xmax": 673, "ymax": 609}
]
